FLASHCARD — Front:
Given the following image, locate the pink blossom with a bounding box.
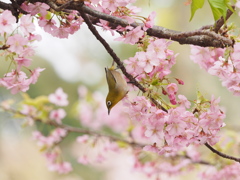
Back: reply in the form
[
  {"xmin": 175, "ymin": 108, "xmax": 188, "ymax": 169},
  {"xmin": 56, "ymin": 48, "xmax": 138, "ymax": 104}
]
[
  {"xmin": 0, "ymin": 70, "xmax": 30, "ymax": 94},
  {"xmin": 236, "ymin": 1, "xmax": 240, "ymax": 16},
  {"xmin": 200, "ymin": 163, "xmax": 240, "ymax": 180},
  {"xmin": 28, "ymin": 33, "xmax": 42, "ymax": 41},
  {"xmin": 124, "ymin": 56, "xmax": 144, "ymax": 75},
  {"xmin": 29, "ymin": 67, "xmax": 45, "ymax": 84},
  {"xmin": 51, "ymin": 128, "xmax": 68, "ymax": 141},
  {"xmin": 20, "ymin": 14, "xmax": 35, "ymax": 35},
  {"xmin": 178, "ymin": 94, "xmax": 191, "ymax": 108},
  {"xmin": 68, "ymin": 21, "xmax": 81, "ymax": 35},
  {"xmin": 116, "ymin": 26, "xmax": 144, "ymax": 45},
  {"xmin": 95, "ymin": 153, "xmax": 106, "ymax": 163},
  {"xmin": 137, "ymin": 51, "xmax": 159, "ymax": 73},
  {"xmin": 125, "ymin": 26, "xmax": 144, "ymax": 45},
  {"xmin": 52, "ymin": 27, "xmax": 70, "ymax": 39},
  {"xmin": 143, "ymin": 144, "xmax": 159, "ymax": 153},
  {"xmin": 14, "ymin": 57, "xmax": 31, "ymax": 70},
  {"xmin": 38, "ymin": 17, "xmax": 57, "ymax": 34},
  {"xmin": 21, "ymin": 2, "xmax": 49, "ymax": 16},
  {"xmin": 57, "ymin": 162, "xmax": 72, "ymax": 174},
  {"xmin": 33, "ymin": 128, "xmax": 67, "ymax": 148},
  {"xmin": 175, "ymin": 78, "xmax": 184, "ymax": 85},
  {"xmin": 77, "ymin": 135, "xmax": 89, "ymax": 143},
  {"xmin": 78, "ymin": 155, "xmax": 89, "ymax": 165},
  {"xmin": 165, "ymin": 120, "xmax": 186, "ymax": 136},
  {"xmin": 208, "ymin": 58, "xmax": 230, "ymax": 79},
  {"xmin": 49, "ymin": 108, "xmax": 66, "ymax": 124},
  {"xmin": 126, "ymin": 96, "xmax": 152, "ymax": 121},
  {"xmin": 237, "ymin": 1, "xmax": 240, "ymax": 8},
  {"xmin": 0, "ymin": 10, "xmax": 16, "ymax": 35},
  {"xmin": 20, "ymin": 46, "xmax": 36, "ymax": 57},
  {"xmin": 97, "ymin": 19, "xmax": 115, "ymax": 36},
  {"xmin": 144, "ymin": 11, "xmax": 156, "ymax": 30},
  {"xmin": 45, "ymin": 151, "xmax": 72, "ymax": 174},
  {"xmin": 190, "ymin": 43, "xmax": 240, "ymax": 96},
  {"xmin": 147, "ymin": 39, "xmax": 169, "ymax": 60},
  {"xmin": 169, "ymin": 94, "xmax": 177, "ymax": 105},
  {"xmin": 78, "ymin": 85, "xmax": 88, "ymax": 98},
  {"xmin": 190, "ymin": 46, "xmax": 224, "ymax": 71},
  {"xmin": 6, "ymin": 34, "xmax": 28, "ymax": 54},
  {"xmin": 90, "ymin": 0, "xmax": 100, "ymax": 3},
  {"xmin": 144, "ymin": 120, "xmax": 164, "ymax": 141},
  {"xmin": 48, "ymin": 88, "xmax": 69, "ymax": 106},
  {"xmin": 166, "ymin": 83, "xmax": 178, "ymax": 95},
  {"xmin": 20, "ymin": 104, "xmax": 36, "ymax": 125},
  {"xmin": 102, "ymin": 0, "xmax": 123, "ymax": 11}
]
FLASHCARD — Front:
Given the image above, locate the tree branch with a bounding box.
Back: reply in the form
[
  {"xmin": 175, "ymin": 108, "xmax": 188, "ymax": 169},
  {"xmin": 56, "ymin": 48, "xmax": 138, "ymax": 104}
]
[
  {"xmin": 213, "ymin": 6, "xmax": 235, "ymax": 33},
  {"xmin": 75, "ymin": 4, "xmax": 233, "ymax": 48},
  {"xmin": 0, "ymin": 0, "xmax": 234, "ymax": 47},
  {"xmin": 204, "ymin": 142, "xmax": 240, "ymax": 163},
  {"xmin": 0, "ymin": 105, "xmax": 215, "ymax": 166}
]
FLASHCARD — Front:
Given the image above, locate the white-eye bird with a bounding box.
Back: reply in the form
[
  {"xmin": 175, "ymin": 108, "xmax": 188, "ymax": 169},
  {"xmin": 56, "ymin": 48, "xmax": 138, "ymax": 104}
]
[{"xmin": 105, "ymin": 66, "xmax": 128, "ymax": 115}]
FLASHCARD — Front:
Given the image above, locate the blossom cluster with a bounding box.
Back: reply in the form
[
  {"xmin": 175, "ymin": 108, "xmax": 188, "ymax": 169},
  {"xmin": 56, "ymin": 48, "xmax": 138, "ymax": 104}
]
[
  {"xmin": 45, "ymin": 149, "xmax": 73, "ymax": 174},
  {"xmin": 76, "ymin": 135, "xmax": 121, "ymax": 165},
  {"xmin": 18, "ymin": 88, "xmax": 71, "ymax": 173},
  {"xmin": 200, "ymin": 162, "xmax": 240, "ymax": 180},
  {"xmin": 190, "ymin": 43, "xmax": 240, "ymax": 96},
  {"xmin": 20, "ymin": 0, "xmax": 154, "ymax": 40},
  {"xmin": 32, "ymin": 128, "xmax": 67, "ymax": 149},
  {"xmin": 124, "ymin": 95, "xmax": 225, "ymax": 154},
  {"xmin": 0, "ymin": 10, "xmax": 44, "ymax": 94},
  {"xmin": 21, "ymin": 2, "xmax": 83, "ymax": 38},
  {"xmin": 32, "ymin": 128, "xmax": 72, "ymax": 174},
  {"xmin": 124, "ymin": 38, "xmax": 180, "ymax": 104}
]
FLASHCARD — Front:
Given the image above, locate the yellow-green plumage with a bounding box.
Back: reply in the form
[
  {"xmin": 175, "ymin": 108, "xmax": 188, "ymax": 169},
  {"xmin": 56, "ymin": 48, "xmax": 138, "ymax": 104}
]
[{"xmin": 105, "ymin": 67, "xmax": 128, "ymax": 115}]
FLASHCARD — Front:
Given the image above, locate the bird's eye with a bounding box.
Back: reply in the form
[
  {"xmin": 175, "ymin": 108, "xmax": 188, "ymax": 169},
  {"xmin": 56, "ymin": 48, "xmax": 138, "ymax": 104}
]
[{"xmin": 107, "ymin": 101, "xmax": 111, "ymax": 106}]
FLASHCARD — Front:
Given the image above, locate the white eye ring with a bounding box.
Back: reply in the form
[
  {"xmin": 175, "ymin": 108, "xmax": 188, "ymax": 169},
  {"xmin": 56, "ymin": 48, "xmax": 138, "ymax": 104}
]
[{"xmin": 107, "ymin": 101, "xmax": 111, "ymax": 106}]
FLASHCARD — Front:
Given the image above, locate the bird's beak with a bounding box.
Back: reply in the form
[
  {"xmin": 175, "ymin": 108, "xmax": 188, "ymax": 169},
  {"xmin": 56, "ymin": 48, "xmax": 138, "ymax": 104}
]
[{"xmin": 108, "ymin": 108, "xmax": 111, "ymax": 115}]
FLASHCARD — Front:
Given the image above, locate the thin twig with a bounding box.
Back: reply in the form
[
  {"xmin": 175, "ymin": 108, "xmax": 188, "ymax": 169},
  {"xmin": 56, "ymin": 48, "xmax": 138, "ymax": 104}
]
[
  {"xmin": 213, "ymin": 6, "xmax": 235, "ymax": 33},
  {"xmin": 205, "ymin": 142, "xmax": 240, "ymax": 163},
  {"xmin": 1, "ymin": 105, "xmax": 215, "ymax": 166}
]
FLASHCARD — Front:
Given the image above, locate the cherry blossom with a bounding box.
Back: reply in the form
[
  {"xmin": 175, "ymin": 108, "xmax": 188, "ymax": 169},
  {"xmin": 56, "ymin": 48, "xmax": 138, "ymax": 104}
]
[
  {"xmin": 116, "ymin": 26, "xmax": 145, "ymax": 45},
  {"xmin": 49, "ymin": 108, "xmax": 66, "ymax": 124},
  {"xmin": 0, "ymin": 10, "xmax": 16, "ymax": 35},
  {"xmin": 6, "ymin": 34, "xmax": 28, "ymax": 54},
  {"xmin": 48, "ymin": 88, "xmax": 69, "ymax": 106},
  {"xmin": 20, "ymin": 14, "xmax": 35, "ymax": 35},
  {"xmin": 21, "ymin": 2, "xmax": 50, "ymax": 16}
]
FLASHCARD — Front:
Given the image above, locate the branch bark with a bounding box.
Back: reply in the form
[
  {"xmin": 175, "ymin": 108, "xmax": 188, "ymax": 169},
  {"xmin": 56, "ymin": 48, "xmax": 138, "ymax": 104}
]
[
  {"xmin": 74, "ymin": 4, "xmax": 234, "ymax": 48},
  {"xmin": 0, "ymin": 0, "xmax": 235, "ymax": 48}
]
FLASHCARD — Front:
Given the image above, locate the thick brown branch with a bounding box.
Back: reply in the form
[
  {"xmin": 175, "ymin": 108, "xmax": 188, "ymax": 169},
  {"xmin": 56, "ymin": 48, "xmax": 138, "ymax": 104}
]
[
  {"xmin": 0, "ymin": 1, "xmax": 234, "ymax": 47},
  {"xmin": 77, "ymin": 5, "xmax": 233, "ymax": 48}
]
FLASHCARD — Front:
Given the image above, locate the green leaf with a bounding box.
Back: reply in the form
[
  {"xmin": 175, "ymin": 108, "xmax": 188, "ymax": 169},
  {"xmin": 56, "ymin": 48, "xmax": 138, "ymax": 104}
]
[
  {"xmin": 207, "ymin": 0, "xmax": 229, "ymax": 21},
  {"xmin": 190, "ymin": 0, "xmax": 205, "ymax": 21}
]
